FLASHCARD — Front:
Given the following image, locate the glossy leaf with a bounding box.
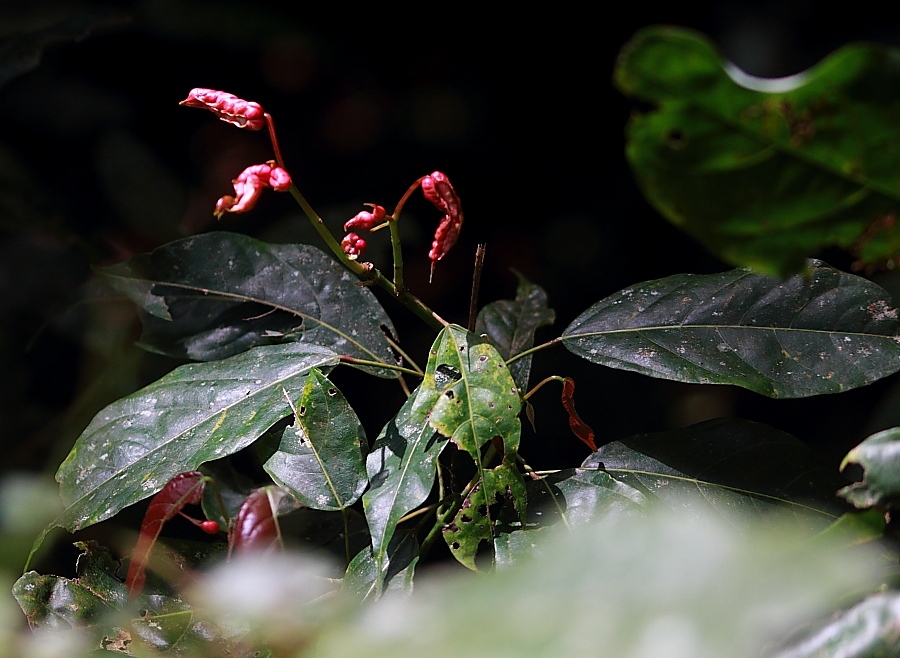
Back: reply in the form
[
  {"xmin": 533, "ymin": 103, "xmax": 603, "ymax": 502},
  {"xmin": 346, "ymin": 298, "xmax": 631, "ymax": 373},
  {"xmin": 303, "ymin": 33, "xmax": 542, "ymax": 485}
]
[
  {"xmin": 589, "ymin": 417, "xmax": 845, "ymax": 529},
  {"xmin": 98, "ymin": 231, "xmax": 399, "ymax": 377},
  {"xmin": 562, "ymin": 260, "xmax": 900, "ymax": 398},
  {"xmin": 343, "ymin": 531, "xmax": 419, "ymax": 601},
  {"xmin": 839, "ymin": 427, "xmax": 900, "ymax": 509},
  {"xmin": 771, "ymin": 591, "xmax": 900, "ymax": 658},
  {"xmin": 560, "ymin": 378, "xmax": 597, "ymax": 451},
  {"xmin": 616, "ymin": 26, "xmax": 900, "ymax": 276},
  {"xmin": 54, "ymin": 342, "xmax": 337, "ymax": 533},
  {"xmin": 228, "ymin": 486, "xmax": 299, "ymax": 556},
  {"xmin": 442, "ymin": 460, "xmax": 527, "ymax": 571},
  {"xmin": 363, "ymin": 387, "xmax": 448, "ymax": 580},
  {"xmin": 264, "ymin": 369, "xmax": 368, "ymax": 510},
  {"xmin": 126, "ymin": 471, "xmax": 206, "ymax": 598},
  {"xmin": 475, "ymin": 272, "xmax": 555, "ymax": 391}
]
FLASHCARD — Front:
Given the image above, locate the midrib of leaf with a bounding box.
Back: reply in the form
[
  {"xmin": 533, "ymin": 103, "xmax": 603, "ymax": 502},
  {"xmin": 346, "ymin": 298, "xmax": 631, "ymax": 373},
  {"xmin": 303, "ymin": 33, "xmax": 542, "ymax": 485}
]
[
  {"xmin": 562, "ymin": 324, "xmax": 900, "ymax": 338},
  {"xmin": 101, "ymin": 273, "xmax": 391, "ymax": 367},
  {"xmin": 658, "ymin": 84, "xmax": 900, "ymax": 203},
  {"xmin": 61, "ymin": 350, "xmax": 336, "ymax": 514},
  {"xmin": 596, "ymin": 467, "xmax": 838, "ymax": 519},
  {"xmin": 295, "ymin": 411, "xmax": 347, "ymax": 509}
]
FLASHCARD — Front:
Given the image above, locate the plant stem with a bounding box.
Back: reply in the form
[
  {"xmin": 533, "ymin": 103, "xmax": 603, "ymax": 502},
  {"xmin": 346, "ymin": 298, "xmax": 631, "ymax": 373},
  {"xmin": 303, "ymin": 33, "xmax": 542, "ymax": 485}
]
[
  {"xmin": 288, "ymin": 183, "xmax": 448, "ymax": 331},
  {"xmin": 264, "ymin": 113, "xmax": 286, "ymax": 169},
  {"xmin": 419, "ymin": 495, "xmax": 462, "ymax": 560},
  {"xmin": 468, "ymin": 244, "xmax": 487, "ymax": 332},
  {"xmin": 337, "ymin": 355, "xmax": 423, "ymax": 377},
  {"xmin": 505, "ymin": 337, "xmax": 561, "ymax": 367},
  {"xmin": 389, "ymin": 218, "xmax": 405, "ymax": 292},
  {"xmin": 523, "ymin": 375, "xmax": 567, "ymax": 401}
]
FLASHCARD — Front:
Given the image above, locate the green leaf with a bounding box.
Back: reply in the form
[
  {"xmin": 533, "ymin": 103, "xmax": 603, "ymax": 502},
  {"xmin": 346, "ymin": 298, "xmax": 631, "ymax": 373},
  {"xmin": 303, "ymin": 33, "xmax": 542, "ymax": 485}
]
[
  {"xmin": 363, "ymin": 388, "xmax": 448, "ymax": 578},
  {"xmin": 264, "ymin": 369, "xmax": 368, "ymax": 511},
  {"xmin": 562, "ymin": 260, "xmax": 900, "ymax": 398},
  {"xmin": 98, "ymin": 231, "xmax": 399, "ymax": 377},
  {"xmin": 839, "ymin": 427, "xmax": 900, "ymax": 509},
  {"xmin": 475, "ymin": 271, "xmax": 555, "ymax": 391},
  {"xmin": 771, "ymin": 591, "xmax": 900, "ymax": 658},
  {"xmin": 590, "ymin": 417, "xmax": 845, "ymax": 529},
  {"xmin": 616, "ymin": 26, "xmax": 900, "ymax": 276},
  {"xmin": 55, "ymin": 342, "xmax": 337, "ymax": 532},
  {"xmin": 343, "ymin": 531, "xmax": 419, "ymax": 601}
]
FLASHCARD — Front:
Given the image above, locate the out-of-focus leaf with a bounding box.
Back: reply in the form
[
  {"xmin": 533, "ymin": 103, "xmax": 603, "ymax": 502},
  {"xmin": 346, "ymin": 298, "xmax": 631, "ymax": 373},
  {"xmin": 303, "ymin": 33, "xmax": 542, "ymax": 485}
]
[
  {"xmin": 811, "ymin": 509, "xmax": 887, "ymax": 549},
  {"xmin": 0, "ymin": 11, "xmax": 128, "ymax": 88},
  {"xmin": 343, "ymin": 531, "xmax": 419, "ymax": 601},
  {"xmin": 616, "ymin": 26, "xmax": 900, "ymax": 276},
  {"xmin": 228, "ymin": 486, "xmax": 300, "ymax": 556},
  {"xmin": 363, "ymin": 387, "xmax": 448, "ymax": 586},
  {"xmin": 771, "ymin": 591, "xmax": 900, "ymax": 658},
  {"xmin": 475, "ymin": 272, "xmax": 555, "ymax": 391},
  {"xmin": 840, "ymin": 427, "xmax": 900, "ymax": 509},
  {"xmin": 264, "ymin": 369, "xmax": 367, "ymax": 510},
  {"xmin": 443, "ymin": 460, "xmax": 527, "ymax": 571},
  {"xmin": 200, "ymin": 460, "xmax": 256, "ymax": 529},
  {"xmin": 126, "ymin": 471, "xmax": 206, "ymax": 598},
  {"xmin": 278, "ymin": 507, "xmax": 370, "ymax": 564},
  {"xmin": 560, "ymin": 378, "xmax": 597, "ymax": 451},
  {"xmin": 562, "ymin": 260, "xmax": 900, "ymax": 398},
  {"xmin": 98, "ymin": 232, "xmax": 399, "ymax": 377},
  {"xmin": 53, "ymin": 342, "xmax": 336, "ymax": 534},
  {"xmin": 589, "ymin": 417, "xmax": 845, "ymax": 529}
]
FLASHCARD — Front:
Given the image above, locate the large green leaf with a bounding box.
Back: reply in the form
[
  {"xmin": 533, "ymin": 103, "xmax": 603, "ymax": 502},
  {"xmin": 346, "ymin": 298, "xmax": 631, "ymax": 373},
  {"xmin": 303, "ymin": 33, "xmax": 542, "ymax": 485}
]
[
  {"xmin": 363, "ymin": 387, "xmax": 448, "ymax": 580},
  {"xmin": 264, "ymin": 369, "xmax": 368, "ymax": 511},
  {"xmin": 342, "ymin": 531, "xmax": 419, "ymax": 601},
  {"xmin": 616, "ymin": 26, "xmax": 900, "ymax": 276},
  {"xmin": 590, "ymin": 417, "xmax": 845, "ymax": 529},
  {"xmin": 839, "ymin": 427, "xmax": 900, "ymax": 510},
  {"xmin": 55, "ymin": 342, "xmax": 338, "ymax": 532},
  {"xmin": 98, "ymin": 231, "xmax": 399, "ymax": 377},
  {"xmin": 475, "ymin": 271, "xmax": 555, "ymax": 391},
  {"xmin": 562, "ymin": 261, "xmax": 900, "ymax": 398}
]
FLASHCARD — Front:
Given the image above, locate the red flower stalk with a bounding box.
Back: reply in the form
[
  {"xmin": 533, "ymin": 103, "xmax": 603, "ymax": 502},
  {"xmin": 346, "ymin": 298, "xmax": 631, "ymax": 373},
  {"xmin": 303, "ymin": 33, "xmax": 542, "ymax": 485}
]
[
  {"xmin": 421, "ymin": 171, "xmax": 463, "ymax": 271},
  {"xmin": 341, "ymin": 232, "xmax": 367, "ymax": 259},
  {"xmin": 179, "ymin": 88, "xmax": 266, "ymax": 131},
  {"xmin": 344, "ymin": 204, "xmax": 387, "ymax": 232},
  {"xmin": 215, "ymin": 161, "xmax": 291, "ymax": 219}
]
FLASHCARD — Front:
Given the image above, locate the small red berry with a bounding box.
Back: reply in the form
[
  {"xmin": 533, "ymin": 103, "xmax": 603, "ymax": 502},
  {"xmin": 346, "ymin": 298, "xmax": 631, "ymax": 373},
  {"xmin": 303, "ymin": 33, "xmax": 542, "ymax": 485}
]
[{"xmin": 199, "ymin": 520, "xmax": 220, "ymax": 534}]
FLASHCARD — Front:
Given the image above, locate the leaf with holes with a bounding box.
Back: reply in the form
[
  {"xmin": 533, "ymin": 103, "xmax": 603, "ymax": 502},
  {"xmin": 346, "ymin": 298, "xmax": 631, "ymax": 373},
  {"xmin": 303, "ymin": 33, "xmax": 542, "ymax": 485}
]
[
  {"xmin": 589, "ymin": 417, "xmax": 846, "ymax": 530},
  {"xmin": 98, "ymin": 231, "xmax": 399, "ymax": 377},
  {"xmin": 343, "ymin": 531, "xmax": 419, "ymax": 601},
  {"xmin": 616, "ymin": 26, "xmax": 900, "ymax": 276},
  {"xmin": 264, "ymin": 369, "xmax": 368, "ymax": 511},
  {"xmin": 839, "ymin": 427, "xmax": 900, "ymax": 510},
  {"xmin": 443, "ymin": 460, "xmax": 526, "ymax": 571},
  {"xmin": 475, "ymin": 271, "xmax": 555, "ymax": 391},
  {"xmin": 51, "ymin": 342, "xmax": 336, "ymax": 538},
  {"xmin": 363, "ymin": 387, "xmax": 448, "ymax": 586},
  {"xmin": 562, "ymin": 260, "xmax": 900, "ymax": 398}
]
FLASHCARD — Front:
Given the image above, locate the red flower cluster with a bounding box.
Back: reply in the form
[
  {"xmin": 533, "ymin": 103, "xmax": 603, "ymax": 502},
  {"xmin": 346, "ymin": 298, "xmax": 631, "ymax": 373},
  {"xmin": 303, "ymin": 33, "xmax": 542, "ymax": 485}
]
[
  {"xmin": 421, "ymin": 171, "xmax": 463, "ymax": 265},
  {"xmin": 215, "ymin": 161, "xmax": 291, "ymax": 219},
  {"xmin": 339, "ymin": 204, "xmax": 387, "ymax": 259},
  {"xmin": 179, "ymin": 88, "xmax": 267, "ymax": 130}
]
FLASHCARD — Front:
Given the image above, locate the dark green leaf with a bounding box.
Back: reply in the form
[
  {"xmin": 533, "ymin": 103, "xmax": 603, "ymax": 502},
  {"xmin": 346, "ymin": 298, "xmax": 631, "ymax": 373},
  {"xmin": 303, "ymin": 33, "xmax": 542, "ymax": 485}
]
[
  {"xmin": 475, "ymin": 272, "xmax": 555, "ymax": 391},
  {"xmin": 839, "ymin": 427, "xmax": 900, "ymax": 509},
  {"xmin": 616, "ymin": 26, "xmax": 900, "ymax": 276},
  {"xmin": 200, "ymin": 460, "xmax": 256, "ymax": 529},
  {"xmin": 98, "ymin": 231, "xmax": 399, "ymax": 377},
  {"xmin": 771, "ymin": 591, "xmax": 900, "ymax": 658},
  {"xmin": 590, "ymin": 417, "xmax": 845, "ymax": 529},
  {"xmin": 562, "ymin": 261, "xmax": 900, "ymax": 398},
  {"xmin": 343, "ymin": 531, "xmax": 419, "ymax": 601},
  {"xmin": 363, "ymin": 388, "xmax": 448, "ymax": 579},
  {"xmin": 55, "ymin": 343, "xmax": 337, "ymax": 532},
  {"xmin": 264, "ymin": 369, "xmax": 368, "ymax": 510}
]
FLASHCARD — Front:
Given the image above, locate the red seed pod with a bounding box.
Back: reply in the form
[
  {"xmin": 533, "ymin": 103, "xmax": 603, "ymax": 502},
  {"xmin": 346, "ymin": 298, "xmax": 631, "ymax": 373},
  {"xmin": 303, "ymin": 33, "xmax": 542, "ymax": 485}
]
[
  {"xmin": 343, "ymin": 204, "xmax": 387, "ymax": 231},
  {"xmin": 421, "ymin": 171, "xmax": 463, "ymax": 265},
  {"xmin": 341, "ymin": 232, "xmax": 367, "ymax": 259},
  {"xmin": 199, "ymin": 520, "xmax": 221, "ymax": 534},
  {"xmin": 214, "ymin": 161, "xmax": 292, "ymax": 218},
  {"xmin": 179, "ymin": 88, "xmax": 266, "ymax": 130}
]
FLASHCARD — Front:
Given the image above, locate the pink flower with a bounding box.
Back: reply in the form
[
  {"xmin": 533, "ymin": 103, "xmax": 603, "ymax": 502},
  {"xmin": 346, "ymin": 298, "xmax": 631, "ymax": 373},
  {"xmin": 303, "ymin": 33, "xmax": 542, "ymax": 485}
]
[
  {"xmin": 344, "ymin": 204, "xmax": 387, "ymax": 232},
  {"xmin": 214, "ymin": 161, "xmax": 291, "ymax": 218},
  {"xmin": 421, "ymin": 171, "xmax": 463, "ymax": 264},
  {"xmin": 180, "ymin": 88, "xmax": 266, "ymax": 131},
  {"xmin": 341, "ymin": 232, "xmax": 367, "ymax": 259}
]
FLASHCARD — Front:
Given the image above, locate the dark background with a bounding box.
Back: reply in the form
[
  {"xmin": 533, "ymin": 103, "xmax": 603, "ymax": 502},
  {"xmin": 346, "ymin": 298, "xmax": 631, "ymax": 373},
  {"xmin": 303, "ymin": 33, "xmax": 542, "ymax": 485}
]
[{"xmin": 4, "ymin": 1, "xmax": 900, "ymax": 561}]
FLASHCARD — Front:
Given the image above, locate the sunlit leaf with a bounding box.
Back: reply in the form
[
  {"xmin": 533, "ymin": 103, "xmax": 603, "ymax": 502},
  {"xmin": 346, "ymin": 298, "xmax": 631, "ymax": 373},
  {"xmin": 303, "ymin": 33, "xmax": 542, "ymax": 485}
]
[
  {"xmin": 839, "ymin": 427, "xmax": 900, "ymax": 509},
  {"xmin": 475, "ymin": 272, "xmax": 555, "ymax": 391},
  {"xmin": 616, "ymin": 26, "xmax": 900, "ymax": 276},
  {"xmin": 264, "ymin": 369, "xmax": 368, "ymax": 510},
  {"xmin": 54, "ymin": 343, "xmax": 337, "ymax": 533},
  {"xmin": 98, "ymin": 231, "xmax": 399, "ymax": 377},
  {"xmin": 562, "ymin": 260, "xmax": 900, "ymax": 398}
]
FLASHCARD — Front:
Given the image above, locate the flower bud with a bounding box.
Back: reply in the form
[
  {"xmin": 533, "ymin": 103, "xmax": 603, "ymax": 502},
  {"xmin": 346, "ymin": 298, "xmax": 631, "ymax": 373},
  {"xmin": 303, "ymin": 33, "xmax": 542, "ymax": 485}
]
[
  {"xmin": 344, "ymin": 204, "xmax": 387, "ymax": 231},
  {"xmin": 214, "ymin": 161, "xmax": 292, "ymax": 219},
  {"xmin": 421, "ymin": 171, "xmax": 463, "ymax": 264},
  {"xmin": 180, "ymin": 88, "xmax": 266, "ymax": 131},
  {"xmin": 341, "ymin": 232, "xmax": 367, "ymax": 259}
]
